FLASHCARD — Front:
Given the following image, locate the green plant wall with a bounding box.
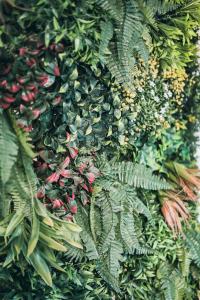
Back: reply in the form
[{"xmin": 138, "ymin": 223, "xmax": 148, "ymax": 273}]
[{"xmin": 0, "ymin": 0, "xmax": 200, "ymax": 299}]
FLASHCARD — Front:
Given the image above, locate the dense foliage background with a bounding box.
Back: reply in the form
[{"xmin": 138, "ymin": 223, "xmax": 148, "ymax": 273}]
[{"xmin": 0, "ymin": 0, "xmax": 200, "ymax": 299}]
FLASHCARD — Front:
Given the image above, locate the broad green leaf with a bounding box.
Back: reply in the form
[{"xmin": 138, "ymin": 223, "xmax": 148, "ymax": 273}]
[
  {"xmin": 53, "ymin": 17, "xmax": 60, "ymax": 30},
  {"xmin": 27, "ymin": 211, "xmax": 40, "ymax": 256},
  {"xmin": 69, "ymin": 68, "xmax": 78, "ymax": 80},
  {"xmin": 65, "ymin": 238, "xmax": 83, "ymax": 249},
  {"xmin": 34, "ymin": 199, "xmax": 48, "ymax": 217},
  {"xmin": 40, "ymin": 232, "xmax": 67, "ymax": 251},
  {"xmin": 63, "ymin": 221, "xmax": 82, "ymax": 233},
  {"xmin": 43, "ymin": 216, "xmax": 54, "ymax": 227},
  {"xmin": 29, "ymin": 250, "xmax": 52, "ymax": 286},
  {"xmin": 59, "ymin": 82, "xmax": 69, "ymax": 93},
  {"xmin": 75, "ymin": 37, "xmax": 80, "ymax": 52},
  {"xmin": 85, "ymin": 125, "xmax": 93, "ymax": 135},
  {"xmin": 114, "ymin": 109, "xmax": 121, "ymax": 120},
  {"xmin": 5, "ymin": 210, "xmax": 24, "ymax": 238}
]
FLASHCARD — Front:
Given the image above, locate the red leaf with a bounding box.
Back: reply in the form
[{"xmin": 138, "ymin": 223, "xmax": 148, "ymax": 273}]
[
  {"xmin": 70, "ymin": 205, "xmax": 77, "ymax": 214},
  {"xmin": 37, "ymin": 187, "xmax": 45, "ymax": 199},
  {"xmin": 8, "ymin": 84, "xmax": 21, "ymax": 93},
  {"xmin": 61, "ymin": 156, "xmax": 71, "ymax": 169},
  {"xmin": 52, "ymin": 95, "xmax": 62, "ymax": 106},
  {"xmin": 65, "ymin": 214, "xmax": 73, "ymax": 222},
  {"xmin": 53, "ymin": 65, "xmax": 60, "ymax": 76},
  {"xmin": 26, "ymin": 58, "xmax": 36, "ymax": 68},
  {"xmin": 78, "ymin": 163, "xmax": 87, "ymax": 174},
  {"xmin": 3, "ymin": 95, "xmax": 15, "ymax": 103},
  {"xmin": 68, "ymin": 147, "xmax": 78, "ymax": 159},
  {"xmin": 19, "ymin": 48, "xmax": 27, "ymax": 56},
  {"xmin": 86, "ymin": 172, "xmax": 95, "ymax": 184},
  {"xmin": 0, "ymin": 102, "xmax": 10, "ymax": 109},
  {"xmin": 60, "ymin": 169, "xmax": 72, "ymax": 178},
  {"xmin": 81, "ymin": 183, "xmax": 89, "ymax": 192},
  {"xmin": 23, "ymin": 125, "xmax": 33, "ymax": 132},
  {"xmin": 32, "ymin": 109, "xmax": 41, "ymax": 119},
  {"xmin": 21, "ymin": 91, "xmax": 35, "ymax": 102},
  {"xmin": 52, "ymin": 199, "xmax": 63, "ymax": 209},
  {"xmin": 46, "ymin": 172, "xmax": 60, "ymax": 183},
  {"xmin": 0, "ymin": 80, "xmax": 8, "ymax": 88}
]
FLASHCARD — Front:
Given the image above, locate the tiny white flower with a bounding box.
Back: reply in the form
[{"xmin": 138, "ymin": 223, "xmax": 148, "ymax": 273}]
[
  {"xmin": 168, "ymin": 91, "xmax": 172, "ymax": 97},
  {"xmin": 160, "ymin": 107, "xmax": 167, "ymax": 115},
  {"xmin": 154, "ymin": 112, "xmax": 159, "ymax": 118},
  {"xmin": 149, "ymin": 81, "xmax": 155, "ymax": 87},
  {"xmin": 163, "ymin": 83, "xmax": 168, "ymax": 91},
  {"xmin": 150, "ymin": 90, "xmax": 155, "ymax": 96},
  {"xmin": 164, "ymin": 93, "xmax": 168, "ymax": 99},
  {"xmin": 138, "ymin": 87, "xmax": 143, "ymax": 92}
]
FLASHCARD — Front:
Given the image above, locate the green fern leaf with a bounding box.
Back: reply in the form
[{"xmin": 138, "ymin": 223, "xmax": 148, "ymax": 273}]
[
  {"xmin": 96, "ymin": 260, "xmax": 121, "ymax": 293},
  {"xmin": 0, "ymin": 112, "xmax": 18, "ymax": 184},
  {"xmin": 185, "ymin": 230, "xmax": 200, "ymax": 267},
  {"xmin": 115, "ymin": 161, "xmax": 171, "ymax": 189},
  {"xmin": 120, "ymin": 211, "xmax": 139, "ymax": 253},
  {"xmin": 107, "ymin": 240, "xmax": 123, "ymax": 276},
  {"xmin": 99, "ymin": 21, "xmax": 113, "ymax": 57}
]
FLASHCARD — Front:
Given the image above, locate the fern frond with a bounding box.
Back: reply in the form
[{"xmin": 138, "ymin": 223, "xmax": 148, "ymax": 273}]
[
  {"xmin": 126, "ymin": 188, "xmax": 152, "ymax": 219},
  {"xmin": 96, "ymin": 260, "xmax": 121, "ymax": 293},
  {"xmin": 99, "ymin": 21, "xmax": 113, "ymax": 58},
  {"xmin": 98, "ymin": 0, "xmax": 124, "ymax": 21},
  {"xmin": 185, "ymin": 230, "xmax": 200, "ymax": 267},
  {"xmin": 114, "ymin": 161, "xmax": 171, "ymax": 190},
  {"xmin": 105, "ymin": 44, "xmax": 127, "ymax": 84},
  {"xmin": 152, "ymin": 0, "xmax": 182, "ymax": 15},
  {"xmin": 0, "ymin": 112, "xmax": 18, "ymax": 184},
  {"xmin": 120, "ymin": 211, "xmax": 139, "ymax": 253},
  {"xmin": 178, "ymin": 248, "xmax": 191, "ymax": 278},
  {"xmin": 159, "ymin": 263, "xmax": 186, "ymax": 300},
  {"xmin": 97, "ymin": 191, "xmax": 116, "ymax": 254},
  {"xmin": 140, "ymin": 3, "xmax": 158, "ymax": 29},
  {"xmin": 75, "ymin": 205, "xmax": 99, "ymax": 260},
  {"xmin": 107, "ymin": 240, "xmax": 123, "ymax": 276}
]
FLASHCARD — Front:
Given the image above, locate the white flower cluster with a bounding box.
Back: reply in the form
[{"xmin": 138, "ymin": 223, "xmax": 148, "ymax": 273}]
[
  {"xmin": 160, "ymin": 102, "xmax": 169, "ymax": 116},
  {"xmin": 163, "ymin": 83, "xmax": 173, "ymax": 99}
]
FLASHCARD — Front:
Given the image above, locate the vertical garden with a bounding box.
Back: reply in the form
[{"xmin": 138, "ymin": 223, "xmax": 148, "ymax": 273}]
[{"xmin": 0, "ymin": 0, "xmax": 200, "ymax": 299}]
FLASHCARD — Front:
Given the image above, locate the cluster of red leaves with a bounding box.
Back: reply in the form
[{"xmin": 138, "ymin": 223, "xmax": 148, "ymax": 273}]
[
  {"xmin": 160, "ymin": 162, "xmax": 200, "ymax": 235},
  {"xmin": 0, "ymin": 41, "xmax": 63, "ymax": 131},
  {"xmin": 35, "ymin": 132, "xmax": 100, "ymax": 221},
  {"xmin": 0, "ymin": 41, "xmax": 100, "ymax": 221}
]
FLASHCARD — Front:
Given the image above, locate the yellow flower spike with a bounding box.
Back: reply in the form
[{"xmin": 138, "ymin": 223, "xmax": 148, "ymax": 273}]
[
  {"xmin": 188, "ymin": 115, "xmax": 196, "ymax": 123},
  {"xmin": 163, "ymin": 121, "xmax": 170, "ymax": 129}
]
